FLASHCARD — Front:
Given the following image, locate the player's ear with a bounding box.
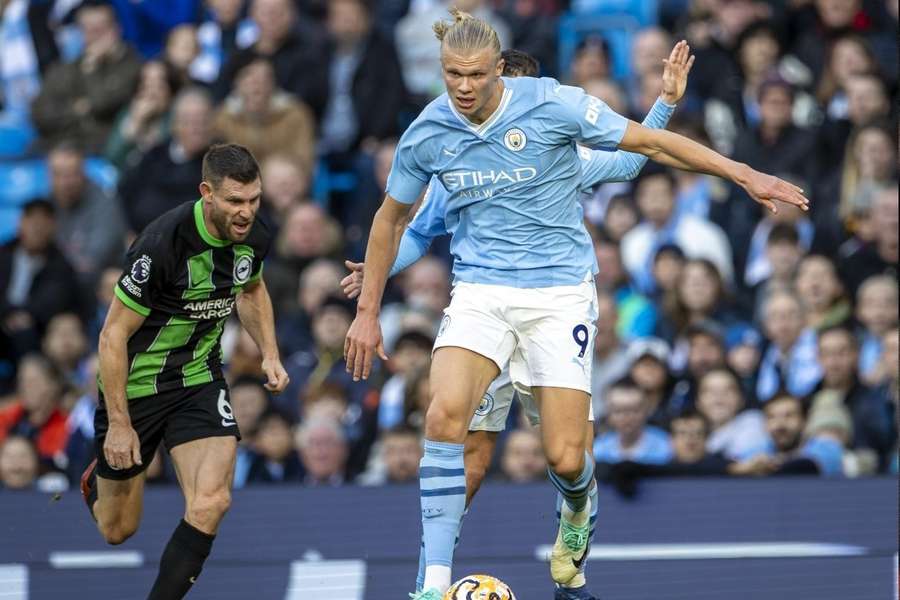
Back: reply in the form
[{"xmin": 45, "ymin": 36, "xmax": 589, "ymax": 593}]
[
  {"xmin": 496, "ymin": 57, "xmax": 505, "ymax": 77},
  {"xmin": 199, "ymin": 180, "xmax": 212, "ymax": 200}
]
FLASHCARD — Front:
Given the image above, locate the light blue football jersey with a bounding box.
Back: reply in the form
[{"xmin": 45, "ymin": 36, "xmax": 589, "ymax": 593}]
[{"xmin": 386, "ymin": 76, "xmax": 629, "ymax": 287}]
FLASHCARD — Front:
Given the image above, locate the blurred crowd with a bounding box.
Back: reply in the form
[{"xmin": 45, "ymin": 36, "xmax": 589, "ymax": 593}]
[{"xmin": 0, "ymin": 0, "xmax": 897, "ymax": 493}]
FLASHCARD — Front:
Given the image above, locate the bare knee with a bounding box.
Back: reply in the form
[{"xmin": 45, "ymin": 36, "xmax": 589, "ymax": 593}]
[
  {"xmin": 546, "ymin": 445, "xmax": 585, "ymax": 481},
  {"xmin": 186, "ymin": 489, "xmax": 231, "ymax": 532},
  {"xmin": 424, "ymin": 398, "xmax": 469, "ymax": 443}
]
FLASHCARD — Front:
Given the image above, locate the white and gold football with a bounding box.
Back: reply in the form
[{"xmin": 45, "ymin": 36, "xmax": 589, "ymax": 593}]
[{"xmin": 443, "ymin": 574, "xmax": 516, "ymax": 600}]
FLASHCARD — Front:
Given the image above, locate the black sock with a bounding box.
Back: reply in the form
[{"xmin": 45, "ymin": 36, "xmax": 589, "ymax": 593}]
[{"xmin": 147, "ymin": 519, "xmax": 215, "ymax": 600}]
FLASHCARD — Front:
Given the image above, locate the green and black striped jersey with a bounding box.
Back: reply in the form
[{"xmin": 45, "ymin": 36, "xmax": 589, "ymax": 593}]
[{"xmin": 108, "ymin": 199, "xmax": 271, "ymax": 399}]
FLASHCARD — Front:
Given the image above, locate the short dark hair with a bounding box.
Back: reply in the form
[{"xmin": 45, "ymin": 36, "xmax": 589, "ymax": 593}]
[
  {"xmin": 21, "ymin": 198, "xmax": 55, "ymax": 217},
  {"xmin": 765, "ymin": 391, "xmax": 806, "ymax": 416},
  {"xmin": 501, "ymin": 49, "xmax": 539, "ymax": 77},
  {"xmin": 767, "ymin": 223, "xmax": 799, "ymax": 246},
  {"xmin": 608, "ymin": 375, "xmax": 642, "ymax": 395},
  {"xmin": 202, "ymin": 143, "xmax": 260, "ymax": 189},
  {"xmin": 671, "ymin": 409, "xmax": 710, "ymax": 436}
]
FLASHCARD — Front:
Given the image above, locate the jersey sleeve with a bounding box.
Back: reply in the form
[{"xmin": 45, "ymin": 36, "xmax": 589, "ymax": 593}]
[
  {"xmin": 115, "ymin": 230, "xmax": 167, "ymax": 317},
  {"xmin": 407, "ymin": 179, "xmax": 449, "ymax": 239},
  {"xmin": 385, "ymin": 124, "xmax": 431, "ymax": 204},
  {"xmin": 548, "ymin": 80, "xmax": 629, "ymax": 149},
  {"xmin": 249, "ymin": 221, "xmax": 273, "ymax": 283}
]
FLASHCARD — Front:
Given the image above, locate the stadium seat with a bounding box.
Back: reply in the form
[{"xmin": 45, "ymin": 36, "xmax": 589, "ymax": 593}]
[
  {"xmin": 0, "ymin": 205, "xmax": 21, "ymax": 243},
  {"xmin": 0, "ymin": 119, "xmax": 36, "ymax": 159},
  {"xmin": 558, "ymin": 13, "xmax": 643, "ymax": 81},
  {"xmin": 569, "ymin": 0, "xmax": 658, "ymax": 26},
  {"xmin": 0, "ymin": 160, "xmax": 49, "ymax": 207}
]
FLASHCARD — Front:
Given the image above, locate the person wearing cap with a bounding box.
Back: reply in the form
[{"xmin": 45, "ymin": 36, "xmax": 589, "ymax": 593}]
[
  {"xmin": 625, "ymin": 337, "xmax": 676, "ymax": 427},
  {"xmin": 725, "ymin": 321, "xmax": 763, "ymax": 401},
  {"xmin": 0, "ymin": 199, "xmax": 81, "ymax": 372}
]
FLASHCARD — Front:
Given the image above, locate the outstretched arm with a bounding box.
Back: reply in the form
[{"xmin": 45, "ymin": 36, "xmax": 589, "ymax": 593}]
[
  {"xmin": 341, "ymin": 227, "xmax": 433, "ymax": 299},
  {"xmin": 618, "ymin": 122, "xmax": 808, "ymax": 213}
]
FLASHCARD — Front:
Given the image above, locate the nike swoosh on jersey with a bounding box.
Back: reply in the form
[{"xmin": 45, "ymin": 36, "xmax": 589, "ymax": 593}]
[
  {"xmin": 442, "ymin": 148, "xmax": 457, "ymax": 157},
  {"xmin": 221, "ymin": 420, "xmax": 237, "ymax": 427}
]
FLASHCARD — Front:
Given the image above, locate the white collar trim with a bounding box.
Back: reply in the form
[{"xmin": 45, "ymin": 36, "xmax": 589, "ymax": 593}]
[{"xmin": 447, "ymin": 85, "xmax": 512, "ymax": 137}]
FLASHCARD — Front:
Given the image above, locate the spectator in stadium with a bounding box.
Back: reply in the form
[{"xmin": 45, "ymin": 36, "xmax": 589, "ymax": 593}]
[
  {"xmin": 601, "ymin": 194, "xmax": 640, "ymax": 244},
  {"xmin": 344, "ymin": 138, "xmax": 399, "ymax": 257},
  {"xmin": 47, "ymin": 143, "xmax": 125, "ymax": 289},
  {"xmin": 658, "ymin": 258, "xmax": 736, "ymax": 347},
  {"xmin": 839, "ymin": 184, "xmax": 899, "ymax": 298},
  {"xmin": 395, "ymin": 0, "xmax": 510, "ymax": 103},
  {"xmin": 795, "ymin": 254, "xmax": 851, "ymax": 330},
  {"xmin": 757, "ymin": 290, "xmax": 823, "ymax": 402},
  {"xmin": 191, "ymin": 0, "xmax": 260, "ymax": 85},
  {"xmin": 216, "ymin": 0, "xmax": 328, "ymax": 119},
  {"xmin": 119, "ymin": 87, "xmax": 214, "ymax": 234},
  {"xmin": 815, "ymin": 123, "xmax": 897, "ymax": 253},
  {"xmin": 591, "ymin": 292, "xmax": 631, "ymax": 419},
  {"xmin": 744, "ymin": 202, "xmax": 813, "ymax": 295},
  {"xmin": 668, "ymin": 321, "xmax": 728, "ymax": 412},
  {"xmin": 696, "ymin": 366, "xmax": 766, "ymax": 460},
  {"xmin": 747, "ymin": 392, "xmax": 847, "ymax": 476},
  {"xmin": 246, "ymin": 409, "xmax": 303, "ymax": 484},
  {"xmin": 667, "ymin": 410, "xmax": 730, "ymax": 472},
  {"xmin": 296, "ymin": 416, "xmax": 350, "ymax": 486},
  {"xmin": 105, "ymin": 60, "xmax": 180, "ymax": 172},
  {"xmin": 0, "ymin": 0, "xmax": 59, "ymax": 125},
  {"xmin": 213, "ymin": 54, "xmax": 316, "ymax": 175},
  {"xmin": 230, "ymin": 378, "xmax": 271, "ymax": 487},
  {"xmin": 855, "ymin": 275, "xmax": 898, "ymax": 383},
  {"xmin": 816, "ymin": 33, "xmax": 880, "ymax": 121},
  {"xmin": 583, "ymin": 78, "xmax": 629, "ymax": 120},
  {"xmin": 623, "ymin": 169, "xmax": 733, "ymax": 294},
  {"xmin": 401, "ymin": 365, "xmax": 431, "ymax": 431},
  {"xmin": 30, "ymin": 2, "xmax": 141, "ymax": 152},
  {"xmin": 275, "ymin": 258, "xmax": 344, "ymax": 357},
  {"xmin": 725, "ymin": 322, "xmax": 763, "ymax": 401},
  {"xmin": 0, "ymin": 435, "xmax": 40, "ymax": 490},
  {"xmin": 627, "ymin": 27, "xmax": 672, "ymax": 110},
  {"xmin": 378, "ymin": 330, "xmax": 433, "ymax": 431},
  {"xmin": 499, "ymin": 428, "xmax": 547, "ymax": 483},
  {"xmin": 41, "ymin": 312, "xmax": 89, "ymax": 391},
  {"xmin": 650, "ymin": 243, "xmax": 685, "ymax": 305},
  {"xmin": 818, "ymin": 72, "xmax": 893, "ymax": 173},
  {"xmin": 63, "ymin": 353, "xmax": 98, "ymax": 484},
  {"xmin": 283, "ymin": 295, "xmax": 373, "ymax": 417},
  {"xmin": 266, "ymin": 203, "xmax": 343, "ymax": 315},
  {"xmin": 361, "ymin": 425, "xmax": 423, "ymax": 485},
  {"xmin": 162, "ymin": 24, "xmax": 201, "ymax": 87},
  {"xmin": 593, "ymin": 232, "xmax": 657, "ymax": 339},
  {"xmin": 813, "ymin": 325, "xmax": 892, "ymax": 459},
  {"xmin": 594, "ymin": 377, "xmax": 673, "ymax": 465},
  {"xmin": 626, "ymin": 337, "xmax": 675, "ymax": 427},
  {"xmin": 852, "ymin": 327, "xmax": 898, "ymax": 470},
  {"xmin": 492, "ymin": 0, "xmax": 558, "ymax": 77},
  {"xmin": 319, "ymin": 0, "xmax": 407, "ymax": 158},
  {"xmin": 380, "ymin": 256, "xmax": 449, "ymax": 351},
  {"xmin": 0, "ymin": 354, "xmax": 68, "ymax": 467},
  {"xmin": 567, "ymin": 35, "xmax": 612, "ymax": 88},
  {"xmin": 0, "ymin": 199, "xmax": 80, "ymax": 360},
  {"xmin": 749, "ymin": 223, "xmax": 805, "ymax": 321},
  {"xmin": 301, "ymin": 380, "xmax": 377, "ymax": 478},
  {"xmin": 259, "ymin": 154, "xmax": 312, "ymax": 235},
  {"xmin": 86, "ymin": 267, "xmax": 121, "ymax": 346}
]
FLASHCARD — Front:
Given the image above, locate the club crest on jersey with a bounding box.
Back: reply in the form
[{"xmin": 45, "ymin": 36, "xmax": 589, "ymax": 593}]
[
  {"xmin": 475, "ymin": 392, "xmax": 494, "ymax": 416},
  {"xmin": 504, "ymin": 128, "xmax": 527, "ymax": 152},
  {"xmin": 233, "ymin": 255, "xmax": 253, "ymax": 284},
  {"xmin": 131, "ymin": 255, "xmax": 152, "ymax": 284}
]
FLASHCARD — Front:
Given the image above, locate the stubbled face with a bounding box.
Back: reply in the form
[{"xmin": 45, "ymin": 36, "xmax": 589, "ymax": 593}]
[
  {"xmin": 765, "ymin": 397, "xmax": 804, "ymax": 452},
  {"xmin": 200, "ymin": 176, "xmax": 261, "ymax": 242},
  {"xmin": 441, "ymin": 46, "xmax": 504, "ymax": 122}
]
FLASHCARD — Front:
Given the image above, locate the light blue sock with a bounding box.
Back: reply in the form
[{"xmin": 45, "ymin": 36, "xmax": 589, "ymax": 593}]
[
  {"xmin": 419, "ymin": 440, "xmax": 466, "ymax": 590},
  {"xmin": 547, "ymin": 451, "xmax": 595, "ymax": 512},
  {"xmin": 415, "ymin": 508, "xmax": 468, "ymax": 592}
]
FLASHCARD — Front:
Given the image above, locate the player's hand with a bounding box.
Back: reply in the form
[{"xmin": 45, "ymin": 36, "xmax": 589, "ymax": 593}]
[
  {"xmin": 104, "ymin": 420, "xmax": 142, "ymax": 471},
  {"xmin": 739, "ymin": 167, "xmax": 809, "ymax": 214},
  {"xmin": 660, "ymin": 40, "xmax": 695, "ymax": 105},
  {"xmin": 261, "ymin": 357, "xmax": 290, "ymax": 394},
  {"xmin": 341, "ymin": 260, "xmax": 365, "ymax": 299},
  {"xmin": 344, "ymin": 312, "xmax": 387, "ymax": 381}
]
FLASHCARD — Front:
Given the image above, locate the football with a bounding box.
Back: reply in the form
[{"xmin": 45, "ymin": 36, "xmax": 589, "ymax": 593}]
[{"xmin": 443, "ymin": 574, "xmax": 516, "ymax": 600}]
